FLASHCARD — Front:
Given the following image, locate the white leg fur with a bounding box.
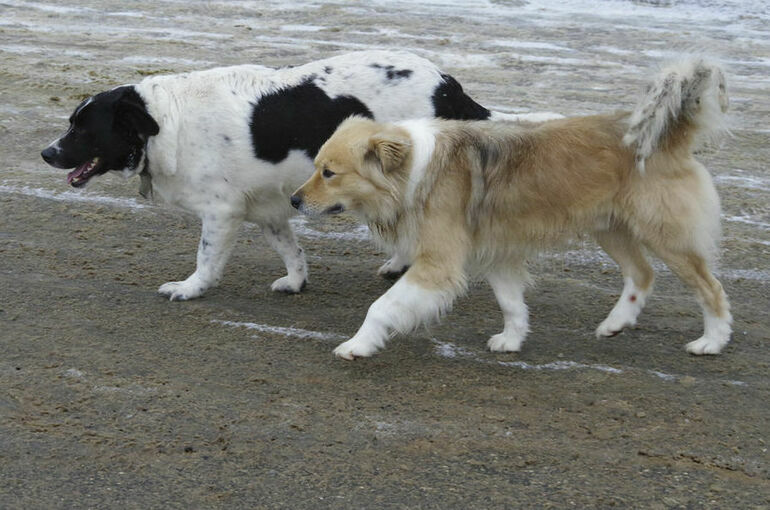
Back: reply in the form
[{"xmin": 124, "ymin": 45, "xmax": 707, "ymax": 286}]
[
  {"xmin": 262, "ymin": 220, "xmax": 308, "ymax": 293},
  {"xmin": 486, "ymin": 270, "xmax": 530, "ymax": 352},
  {"xmin": 596, "ymin": 276, "xmax": 651, "ymax": 338},
  {"xmin": 158, "ymin": 214, "xmax": 241, "ymax": 301},
  {"xmin": 333, "ymin": 278, "xmax": 454, "ymax": 360}
]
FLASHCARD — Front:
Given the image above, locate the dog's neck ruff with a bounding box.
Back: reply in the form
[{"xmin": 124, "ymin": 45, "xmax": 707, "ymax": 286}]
[{"xmin": 397, "ymin": 118, "xmax": 436, "ymax": 203}]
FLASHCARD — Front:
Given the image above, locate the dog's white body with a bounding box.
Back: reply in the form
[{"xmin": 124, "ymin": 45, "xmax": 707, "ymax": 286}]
[
  {"xmin": 294, "ymin": 57, "xmax": 732, "ymax": 359},
  {"xmin": 131, "ymin": 51, "xmax": 559, "ymax": 300}
]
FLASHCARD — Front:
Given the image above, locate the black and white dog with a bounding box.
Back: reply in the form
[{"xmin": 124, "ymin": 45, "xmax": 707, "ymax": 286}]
[{"xmin": 41, "ymin": 50, "xmax": 560, "ymax": 300}]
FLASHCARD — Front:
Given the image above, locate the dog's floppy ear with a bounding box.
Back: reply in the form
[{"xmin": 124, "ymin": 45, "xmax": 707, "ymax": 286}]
[
  {"xmin": 115, "ymin": 87, "xmax": 160, "ymax": 138},
  {"xmin": 367, "ymin": 131, "xmax": 411, "ymax": 173}
]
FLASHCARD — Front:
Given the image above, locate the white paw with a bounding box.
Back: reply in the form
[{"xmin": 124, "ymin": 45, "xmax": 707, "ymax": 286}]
[
  {"xmin": 595, "ymin": 315, "xmax": 636, "ymax": 338},
  {"xmin": 685, "ymin": 336, "xmax": 726, "ymax": 355},
  {"xmin": 487, "ymin": 333, "xmax": 523, "ymax": 353},
  {"xmin": 333, "ymin": 338, "xmax": 380, "ymax": 361},
  {"xmin": 377, "ymin": 257, "xmax": 409, "ymax": 279},
  {"xmin": 158, "ymin": 279, "xmax": 205, "ymax": 301},
  {"xmin": 270, "ymin": 275, "xmax": 307, "ymax": 294}
]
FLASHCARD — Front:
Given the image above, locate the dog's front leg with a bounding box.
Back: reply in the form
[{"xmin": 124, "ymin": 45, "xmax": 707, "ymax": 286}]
[
  {"xmin": 261, "ymin": 219, "xmax": 308, "ymax": 293},
  {"xmin": 158, "ymin": 213, "xmax": 241, "ymax": 301},
  {"xmin": 333, "ymin": 263, "xmax": 463, "ymax": 360},
  {"xmin": 486, "ymin": 268, "xmax": 531, "ymax": 352}
]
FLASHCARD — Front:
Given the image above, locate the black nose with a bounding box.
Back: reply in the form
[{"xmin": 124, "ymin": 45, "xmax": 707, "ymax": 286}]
[
  {"xmin": 290, "ymin": 194, "xmax": 302, "ymax": 210},
  {"xmin": 41, "ymin": 146, "xmax": 57, "ymax": 165}
]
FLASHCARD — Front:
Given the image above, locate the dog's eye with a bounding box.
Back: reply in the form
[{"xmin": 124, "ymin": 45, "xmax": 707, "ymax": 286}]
[{"xmin": 322, "ymin": 168, "xmax": 336, "ymax": 179}]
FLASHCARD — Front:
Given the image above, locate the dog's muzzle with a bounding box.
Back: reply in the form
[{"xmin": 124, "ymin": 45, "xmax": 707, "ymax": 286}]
[
  {"xmin": 41, "ymin": 146, "xmax": 62, "ymax": 167},
  {"xmin": 290, "ymin": 194, "xmax": 302, "ymax": 210}
]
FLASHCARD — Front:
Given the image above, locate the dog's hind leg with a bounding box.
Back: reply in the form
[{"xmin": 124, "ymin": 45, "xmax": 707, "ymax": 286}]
[
  {"xmin": 594, "ymin": 228, "xmax": 655, "ymax": 338},
  {"xmin": 647, "ymin": 245, "xmax": 731, "ymax": 354},
  {"xmin": 261, "ymin": 219, "xmax": 308, "ymax": 293},
  {"xmin": 486, "ymin": 267, "xmax": 531, "ymax": 352},
  {"xmin": 632, "ymin": 164, "xmax": 730, "ymax": 354},
  {"xmin": 158, "ymin": 213, "xmax": 241, "ymax": 301}
]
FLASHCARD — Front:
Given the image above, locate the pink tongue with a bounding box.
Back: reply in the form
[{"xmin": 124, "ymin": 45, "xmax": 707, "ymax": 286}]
[{"xmin": 67, "ymin": 162, "xmax": 90, "ymax": 185}]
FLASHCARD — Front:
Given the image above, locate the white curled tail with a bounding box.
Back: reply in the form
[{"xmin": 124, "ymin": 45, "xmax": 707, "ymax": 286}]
[{"xmin": 623, "ymin": 57, "xmax": 728, "ymax": 172}]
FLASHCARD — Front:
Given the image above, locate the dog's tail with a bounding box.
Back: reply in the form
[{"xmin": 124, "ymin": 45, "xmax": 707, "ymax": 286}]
[{"xmin": 623, "ymin": 57, "xmax": 729, "ymax": 172}]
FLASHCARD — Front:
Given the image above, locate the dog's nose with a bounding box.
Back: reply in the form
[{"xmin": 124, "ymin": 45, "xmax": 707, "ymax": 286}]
[
  {"xmin": 41, "ymin": 146, "xmax": 57, "ymax": 165},
  {"xmin": 290, "ymin": 194, "xmax": 302, "ymax": 210}
]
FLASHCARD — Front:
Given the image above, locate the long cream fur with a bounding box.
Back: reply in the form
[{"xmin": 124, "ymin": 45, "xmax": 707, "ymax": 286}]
[{"xmin": 293, "ymin": 57, "xmax": 732, "ymax": 360}]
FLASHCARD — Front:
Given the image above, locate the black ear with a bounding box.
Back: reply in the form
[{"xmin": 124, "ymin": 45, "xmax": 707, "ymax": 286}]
[
  {"xmin": 368, "ymin": 131, "xmax": 411, "ymax": 173},
  {"xmin": 115, "ymin": 87, "xmax": 159, "ymax": 138}
]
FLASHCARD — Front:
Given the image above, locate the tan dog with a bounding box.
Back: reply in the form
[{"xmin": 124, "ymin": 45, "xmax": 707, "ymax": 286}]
[{"xmin": 292, "ymin": 57, "xmax": 731, "ymax": 360}]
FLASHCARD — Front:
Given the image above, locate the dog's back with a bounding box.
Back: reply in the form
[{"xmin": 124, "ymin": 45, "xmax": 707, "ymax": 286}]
[
  {"xmin": 410, "ymin": 114, "xmax": 635, "ymax": 254},
  {"xmin": 421, "ymin": 56, "xmax": 728, "ymax": 253}
]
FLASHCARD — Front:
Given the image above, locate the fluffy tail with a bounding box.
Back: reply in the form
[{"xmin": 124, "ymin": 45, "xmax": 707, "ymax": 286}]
[{"xmin": 623, "ymin": 57, "xmax": 729, "ymax": 172}]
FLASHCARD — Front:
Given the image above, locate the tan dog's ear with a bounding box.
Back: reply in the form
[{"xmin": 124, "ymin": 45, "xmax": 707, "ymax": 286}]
[{"xmin": 367, "ymin": 131, "xmax": 411, "ymax": 173}]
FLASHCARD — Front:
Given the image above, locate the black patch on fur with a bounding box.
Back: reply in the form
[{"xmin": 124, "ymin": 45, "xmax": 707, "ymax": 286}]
[
  {"xmin": 324, "ymin": 66, "xmax": 333, "ymax": 74},
  {"xmin": 370, "ymin": 63, "xmax": 414, "ymax": 81},
  {"xmin": 249, "ymin": 80, "xmax": 374, "ymax": 163},
  {"xmin": 432, "ymin": 73, "xmax": 491, "ymax": 120}
]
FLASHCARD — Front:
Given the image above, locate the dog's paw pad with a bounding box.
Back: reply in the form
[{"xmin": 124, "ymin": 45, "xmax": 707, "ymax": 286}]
[
  {"xmin": 686, "ymin": 336, "xmax": 724, "ymax": 355},
  {"xmin": 487, "ymin": 333, "xmax": 522, "ymax": 353},
  {"xmin": 270, "ymin": 276, "xmax": 307, "ymax": 294}
]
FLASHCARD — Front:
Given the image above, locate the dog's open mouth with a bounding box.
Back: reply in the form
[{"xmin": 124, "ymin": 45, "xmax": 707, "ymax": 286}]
[{"xmin": 67, "ymin": 157, "xmax": 102, "ymax": 187}]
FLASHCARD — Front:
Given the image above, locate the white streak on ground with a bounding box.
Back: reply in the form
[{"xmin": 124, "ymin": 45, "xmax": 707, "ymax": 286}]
[
  {"xmin": 739, "ymin": 238, "xmax": 770, "ymax": 247},
  {"xmin": 724, "ymin": 215, "xmax": 770, "ymax": 230},
  {"xmin": 212, "ymin": 319, "xmax": 346, "ymax": 342},
  {"xmin": 715, "ymin": 174, "xmax": 770, "ymax": 191},
  {"xmin": 498, "ymin": 359, "xmax": 624, "ymax": 374},
  {"xmin": 483, "ymin": 40, "xmax": 576, "ymax": 52},
  {"xmin": 63, "ymin": 368, "xmax": 85, "ymax": 379},
  {"xmin": 648, "ymin": 370, "xmax": 677, "ymax": 382},
  {"xmin": 280, "ymin": 24, "xmax": 325, "ymax": 32},
  {"xmin": 0, "ymin": 184, "xmax": 149, "ymax": 210},
  {"xmin": 61, "ymin": 367, "xmax": 159, "ymax": 395},
  {"xmin": 120, "ymin": 55, "xmax": 214, "ymax": 67},
  {"xmin": 432, "ymin": 340, "xmax": 625, "ymax": 375},
  {"xmin": 432, "ymin": 339, "xmax": 747, "ymax": 386},
  {"xmin": 718, "ymin": 268, "xmax": 770, "ymax": 282}
]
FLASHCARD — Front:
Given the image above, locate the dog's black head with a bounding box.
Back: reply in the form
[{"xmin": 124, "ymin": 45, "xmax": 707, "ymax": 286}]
[{"xmin": 41, "ymin": 86, "xmax": 159, "ymax": 187}]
